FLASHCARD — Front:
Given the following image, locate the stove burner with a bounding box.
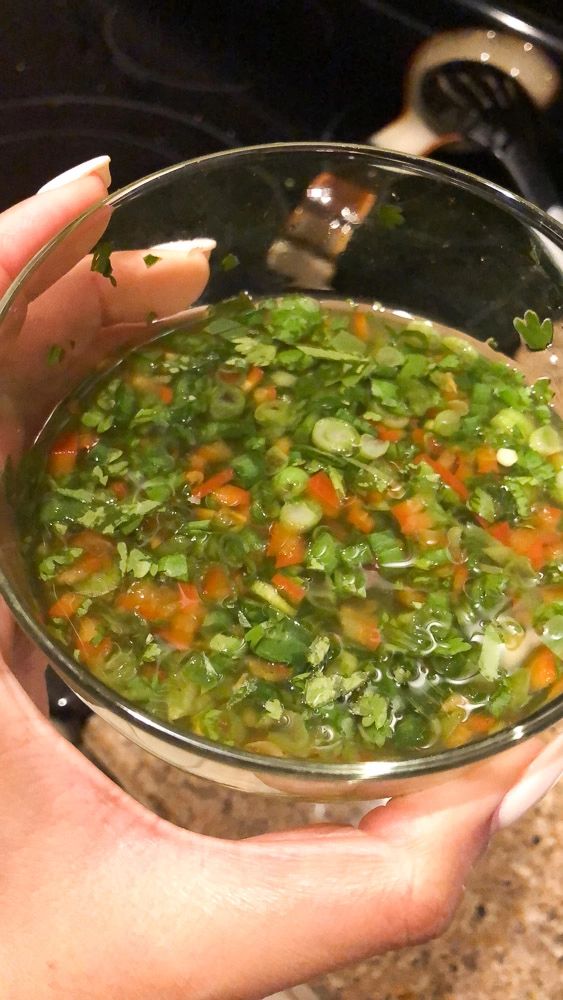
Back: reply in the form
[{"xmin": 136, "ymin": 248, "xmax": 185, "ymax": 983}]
[
  {"xmin": 0, "ymin": 95, "xmax": 238, "ymax": 209},
  {"xmin": 102, "ymin": 5, "xmax": 249, "ymax": 94}
]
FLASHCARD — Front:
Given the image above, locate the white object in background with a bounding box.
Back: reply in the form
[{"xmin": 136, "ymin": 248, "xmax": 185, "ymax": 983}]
[{"xmin": 368, "ymin": 28, "xmax": 560, "ymax": 154}]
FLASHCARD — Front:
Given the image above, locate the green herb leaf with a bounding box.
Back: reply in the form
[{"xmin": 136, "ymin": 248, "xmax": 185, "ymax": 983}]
[
  {"xmin": 307, "ymin": 635, "xmax": 331, "ymax": 668},
  {"xmin": 91, "ymin": 241, "xmax": 116, "ymax": 286},
  {"xmin": 264, "ymin": 698, "xmax": 284, "ymax": 721},
  {"xmin": 143, "ymin": 253, "xmax": 161, "ymax": 268},
  {"xmin": 377, "ymin": 204, "xmax": 404, "ymax": 230},
  {"xmin": 513, "ymin": 310, "xmax": 553, "ymax": 351},
  {"xmin": 221, "ymin": 252, "xmax": 240, "ymax": 271},
  {"xmin": 158, "ymin": 553, "xmax": 189, "ymax": 579},
  {"xmin": 47, "ymin": 344, "xmax": 65, "ymax": 365},
  {"xmin": 305, "ymin": 675, "xmax": 338, "ymax": 708}
]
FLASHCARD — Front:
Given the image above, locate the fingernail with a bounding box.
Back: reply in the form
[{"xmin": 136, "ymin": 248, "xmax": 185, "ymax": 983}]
[
  {"xmin": 38, "ymin": 155, "xmax": 112, "ymax": 193},
  {"xmin": 150, "ymin": 238, "xmax": 216, "ymax": 259},
  {"xmin": 492, "ymin": 733, "xmax": 563, "ymax": 832}
]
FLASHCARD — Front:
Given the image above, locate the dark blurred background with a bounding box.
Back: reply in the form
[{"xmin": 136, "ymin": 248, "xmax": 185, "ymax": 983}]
[{"xmin": 1, "ymin": 0, "xmax": 561, "ymax": 210}]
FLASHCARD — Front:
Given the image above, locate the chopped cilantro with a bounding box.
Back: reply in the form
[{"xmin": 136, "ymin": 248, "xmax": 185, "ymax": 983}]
[
  {"xmin": 377, "ymin": 204, "xmax": 404, "ymax": 229},
  {"xmin": 47, "ymin": 344, "xmax": 65, "ymax": 365},
  {"xmin": 513, "ymin": 310, "xmax": 553, "ymax": 351},
  {"xmin": 264, "ymin": 698, "xmax": 284, "ymax": 721},
  {"xmin": 143, "ymin": 253, "xmax": 161, "ymax": 268},
  {"xmin": 91, "ymin": 241, "xmax": 116, "ymax": 286}
]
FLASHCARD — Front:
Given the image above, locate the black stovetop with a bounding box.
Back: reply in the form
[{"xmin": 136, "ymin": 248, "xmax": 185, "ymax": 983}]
[{"xmin": 1, "ymin": 0, "xmax": 561, "ymax": 211}]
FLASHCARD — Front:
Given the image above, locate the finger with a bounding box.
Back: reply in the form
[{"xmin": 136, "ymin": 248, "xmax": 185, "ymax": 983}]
[
  {"xmin": 90, "ymin": 245, "xmax": 212, "ymax": 326},
  {"xmin": 2, "ymin": 247, "xmax": 211, "ymax": 428},
  {"xmin": 0, "ymin": 172, "xmax": 111, "ymax": 302}
]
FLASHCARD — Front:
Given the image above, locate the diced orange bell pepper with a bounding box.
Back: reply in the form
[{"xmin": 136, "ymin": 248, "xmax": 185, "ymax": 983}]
[
  {"xmin": 443, "ymin": 723, "xmax": 474, "ymax": 748},
  {"xmin": 189, "ymin": 440, "xmax": 232, "ymax": 471},
  {"xmin": 396, "ymin": 588, "xmax": 426, "ymax": 608},
  {"xmin": 110, "ymin": 480, "xmax": 129, "ymax": 500},
  {"xmin": 158, "ymin": 583, "xmax": 204, "ymax": 649},
  {"xmin": 452, "ymin": 565, "xmax": 469, "ymax": 594},
  {"xmin": 352, "ymin": 312, "xmax": 369, "ymax": 341},
  {"xmin": 211, "ymin": 484, "xmax": 250, "ymax": 507},
  {"xmin": 247, "ymin": 656, "xmax": 292, "ymax": 682},
  {"xmin": 376, "ymin": 425, "xmax": 404, "ymax": 442},
  {"xmin": 267, "ymin": 522, "xmax": 306, "ymax": 568},
  {"xmin": 454, "ymin": 454, "xmax": 474, "ymax": 482},
  {"xmin": 71, "ymin": 530, "xmax": 114, "ymax": 554},
  {"xmin": 272, "ymin": 573, "xmax": 306, "ymax": 604},
  {"xmin": 56, "ymin": 530, "xmax": 115, "ymax": 583},
  {"xmin": 339, "ymin": 604, "xmax": 381, "ymax": 650},
  {"xmin": 48, "ymin": 592, "xmax": 84, "ymax": 619},
  {"xmin": 414, "ymin": 454, "xmax": 469, "ymax": 500},
  {"xmin": 254, "ymin": 385, "xmax": 277, "ymax": 404},
  {"xmin": 508, "ymin": 528, "xmax": 550, "ymax": 570},
  {"xmin": 475, "ymin": 446, "xmax": 499, "ymax": 475},
  {"xmin": 391, "ymin": 496, "xmax": 433, "ymax": 535},
  {"xmin": 548, "ymin": 677, "xmax": 563, "ymax": 701},
  {"xmin": 76, "ymin": 616, "xmax": 112, "ymax": 668},
  {"xmin": 242, "ymin": 366, "xmax": 264, "ymax": 392},
  {"xmin": 307, "ymin": 471, "xmax": 341, "ymax": 518},
  {"xmin": 533, "ymin": 505, "xmax": 562, "ymax": 532},
  {"xmin": 57, "ymin": 552, "xmax": 110, "ymax": 584},
  {"xmin": 345, "ymin": 498, "xmax": 375, "ymax": 534},
  {"xmin": 528, "ymin": 646, "xmax": 558, "ymax": 691},
  {"xmin": 201, "ymin": 566, "xmax": 233, "ymax": 601},
  {"xmin": 351, "ymin": 312, "xmax": 369, "ymax": 341},
  {"xmin": 48, "ymin": 430, "xmax": 98, "ymax": 477},
  {"xmin": 191, "ymin": 467, "xmax": 233, "ymax": 500},
  {"xmin": 116, "ymin": 581, "xmax": 179, "ymax": 622},
  {"xmin": 158, "ymin": 384, "xmax": 173, "ymax": 405},
  {"xmin": 487, "ymin": 521, "xmax": 511, "ymax": 545},
  {"xmin": 177, "ymin": 582, "xmax": 201, "ymax": 608},
  {"xmin": 466, "ymin": 712, "xmax": 495, "ymax": 735},
  {"xmin": 158, "ymin": 610, "xmax": 202, "ymax": 650}
]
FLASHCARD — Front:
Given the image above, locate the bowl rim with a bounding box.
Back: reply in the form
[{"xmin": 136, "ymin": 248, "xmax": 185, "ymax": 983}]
[{"xmin": 1, "ymin": 140, "xmax": 562, "ymax": 783}]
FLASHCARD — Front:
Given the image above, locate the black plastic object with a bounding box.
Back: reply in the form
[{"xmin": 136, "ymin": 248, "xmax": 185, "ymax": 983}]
[{"xmin": 419, "ymin": 60, "xmax": 560, "ymax": 211}]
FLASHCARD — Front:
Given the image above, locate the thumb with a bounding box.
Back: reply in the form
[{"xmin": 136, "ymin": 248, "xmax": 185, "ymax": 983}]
[{"xmin": 141, "ymin": 738, "xmax": 543, "ymax": 1000}]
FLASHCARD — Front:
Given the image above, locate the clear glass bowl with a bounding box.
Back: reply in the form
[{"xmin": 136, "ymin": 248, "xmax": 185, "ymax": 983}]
[{"xmin": 1, "ymin": 143, "xmax": 562, "ymax": 799}]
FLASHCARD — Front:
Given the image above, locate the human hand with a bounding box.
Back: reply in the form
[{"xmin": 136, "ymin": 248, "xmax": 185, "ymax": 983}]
[{"xmin": 0, "ymin": 159, "xmax": 561, "ymax": 1000}]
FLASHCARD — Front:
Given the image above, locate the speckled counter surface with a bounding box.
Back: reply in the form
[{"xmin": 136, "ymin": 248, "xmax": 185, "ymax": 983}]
[{"xmin": 83, "ymin": 716, "xmax": 562, "ymax": 1000}]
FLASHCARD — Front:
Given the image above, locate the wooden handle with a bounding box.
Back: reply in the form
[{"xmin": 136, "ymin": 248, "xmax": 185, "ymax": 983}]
[{"xmin": 367, "ymin": 108, "xmax": 448, "ymax": 156}]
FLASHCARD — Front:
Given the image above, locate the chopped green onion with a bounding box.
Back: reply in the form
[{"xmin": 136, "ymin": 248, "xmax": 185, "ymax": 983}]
[
  {"xmin": 251, "ymin": 580, "xmax": 294, "ymax": 615},
  {"xmin": 255, "ymin": 400, "xmax": 292, "ymax": 426},
  {"xmin": 375, "ymin": 345, "xmax": 404, "ymax": 367},
  {"xmin": 280, "ymin": 499, "xmax": 323, "ymax": 533},
  {"xmin": 491, "ymin": 408, "xmax": 534, "ymax": 439},
  {"xmin": 273, "ymin": 466, "xmax": 309, "ymax": 499},
  {"xmin": 529, "ymin": 425, "xmax": 560, "ymax": 456},
  {"xmin": 312, "ymin": 417, "xmax": 360, "ymax": 455},
  {"xmin": 209, "ymin": 384, "xmax": 246, "ymax": 419},
  {"xmin": 431, "ymin": 409, "xmax": 461, "ymax": 437},
  {"xmin": 358, "ymin": 434, "xmax": 389, "ymax": 461}
]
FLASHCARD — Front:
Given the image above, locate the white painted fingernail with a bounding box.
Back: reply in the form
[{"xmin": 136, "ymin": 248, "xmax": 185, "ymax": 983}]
[
  {"xmin": 493, "ymin": 733, "xmax": 563, "ymax": 832},
  {"xmin": 150, "ymin": 238, "xmax": 216, "ymax": 259},
  {"xmin": 38, "ymin": 155, "xmax": 112, "ymax": 193}
]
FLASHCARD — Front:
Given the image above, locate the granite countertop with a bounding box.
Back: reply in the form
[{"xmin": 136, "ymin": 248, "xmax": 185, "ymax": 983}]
[{"xmin": 83, "ymin": 716, "xmax": 562, "ymax": 1000}]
